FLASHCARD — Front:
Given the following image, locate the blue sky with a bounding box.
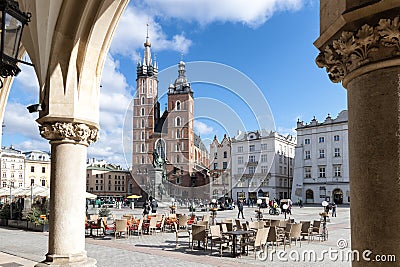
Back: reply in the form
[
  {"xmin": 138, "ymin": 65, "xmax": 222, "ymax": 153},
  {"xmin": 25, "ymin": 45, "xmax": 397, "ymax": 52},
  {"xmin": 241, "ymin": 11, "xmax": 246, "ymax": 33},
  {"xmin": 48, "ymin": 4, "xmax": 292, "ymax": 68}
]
[{"xmin": 3, "ymin": 0, "xmax": 347, "ymax": 167}]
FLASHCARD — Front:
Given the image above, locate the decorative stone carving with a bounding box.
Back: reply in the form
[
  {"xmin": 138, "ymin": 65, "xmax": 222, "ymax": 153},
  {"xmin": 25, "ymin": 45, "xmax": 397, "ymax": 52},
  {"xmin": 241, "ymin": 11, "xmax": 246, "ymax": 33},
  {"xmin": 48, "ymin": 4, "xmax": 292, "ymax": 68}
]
[
  {"xmin": 316, "ymin": 16, "xmax": 400, "ymax": 83},
  {"xmin": 39, "ymin": 122, "xmax": 99, "ymax": 145}
]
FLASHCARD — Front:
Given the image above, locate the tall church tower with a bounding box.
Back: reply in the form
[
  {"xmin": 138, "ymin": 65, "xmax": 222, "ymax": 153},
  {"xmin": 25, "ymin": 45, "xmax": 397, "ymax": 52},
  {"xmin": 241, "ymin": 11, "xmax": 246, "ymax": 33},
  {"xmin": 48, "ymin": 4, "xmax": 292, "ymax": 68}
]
[
  {"xmin": 166, "ymin": 61, "xmax": 195, "ymax": 187},
  {"xmin": 132, "ymin": 28, "xmax": 159, "ymax": 182}
]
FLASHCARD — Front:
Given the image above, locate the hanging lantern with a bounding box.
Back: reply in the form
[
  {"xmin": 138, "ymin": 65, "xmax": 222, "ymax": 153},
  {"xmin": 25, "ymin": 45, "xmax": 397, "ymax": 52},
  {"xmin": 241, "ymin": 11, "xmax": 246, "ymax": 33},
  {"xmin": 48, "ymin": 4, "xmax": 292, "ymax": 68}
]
[{"xmin": 0, "ymin": 0, "xmax": 30, "ymax": 82}]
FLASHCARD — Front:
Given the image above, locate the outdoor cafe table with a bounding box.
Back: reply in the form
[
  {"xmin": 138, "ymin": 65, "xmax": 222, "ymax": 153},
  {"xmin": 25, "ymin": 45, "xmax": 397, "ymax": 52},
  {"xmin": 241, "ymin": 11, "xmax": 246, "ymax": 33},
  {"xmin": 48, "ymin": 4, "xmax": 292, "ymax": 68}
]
[{"xmin": 223, "ymin": 230, "xmax": 253, "ymax": 257}]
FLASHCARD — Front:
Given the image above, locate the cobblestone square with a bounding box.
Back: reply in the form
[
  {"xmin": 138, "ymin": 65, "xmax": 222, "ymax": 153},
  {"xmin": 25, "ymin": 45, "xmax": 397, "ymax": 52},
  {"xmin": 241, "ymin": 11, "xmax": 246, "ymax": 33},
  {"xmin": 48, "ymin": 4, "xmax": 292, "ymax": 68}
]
[{"xmin": 0, "ymin": 205, "xmax": 352, "ymax": 267}]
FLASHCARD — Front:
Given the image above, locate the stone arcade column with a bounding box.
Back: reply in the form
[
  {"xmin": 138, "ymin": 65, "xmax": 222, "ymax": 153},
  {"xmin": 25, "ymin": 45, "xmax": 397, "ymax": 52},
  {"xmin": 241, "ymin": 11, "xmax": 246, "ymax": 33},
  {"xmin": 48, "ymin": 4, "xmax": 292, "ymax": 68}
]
[
  {"xmin": 16, "ymin": 1, "xmax": 129, "ymax": 266},
  {"xmin": 36, "ymin": 122, "xmax": 98, "ymax": 266},
  {"xmin": 315, "ymin": 1, "xmax": 400, "ymax": 266}
]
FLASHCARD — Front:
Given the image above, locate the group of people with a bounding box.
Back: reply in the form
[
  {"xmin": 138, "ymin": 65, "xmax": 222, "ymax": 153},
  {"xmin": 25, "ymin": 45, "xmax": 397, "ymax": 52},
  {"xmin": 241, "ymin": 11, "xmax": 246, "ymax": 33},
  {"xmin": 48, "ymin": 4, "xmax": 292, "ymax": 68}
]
[
  {"xmin": 142, "ymin": 196, "xmax": 158, "ymax": 215},
  {"xmin": 325, "ymin": 202, "xmax": 337, "ymax": 217}
]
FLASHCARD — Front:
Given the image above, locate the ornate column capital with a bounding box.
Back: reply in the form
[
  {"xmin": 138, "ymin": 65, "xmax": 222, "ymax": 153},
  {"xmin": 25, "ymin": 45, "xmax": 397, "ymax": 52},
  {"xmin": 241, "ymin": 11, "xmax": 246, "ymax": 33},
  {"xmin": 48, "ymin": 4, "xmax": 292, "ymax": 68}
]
[
  {"xmin": 39, "ymin": 122, "xmax": 99, "ymax": 146},
  {"xmin": 316, "ymin": 16, "xmax": 400, "ymax": 87}
]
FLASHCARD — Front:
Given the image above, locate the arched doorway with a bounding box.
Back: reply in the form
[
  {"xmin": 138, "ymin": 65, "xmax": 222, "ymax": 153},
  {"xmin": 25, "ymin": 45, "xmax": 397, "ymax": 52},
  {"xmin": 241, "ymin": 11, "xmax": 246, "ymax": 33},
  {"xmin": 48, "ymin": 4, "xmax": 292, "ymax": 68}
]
[
  {"xmin": 333, "ymin": 188, "xmax": 343, "ymax": 204},
  {"xmin": 305, "ymin": 189, "xmax": 314, "ymax": 204}
]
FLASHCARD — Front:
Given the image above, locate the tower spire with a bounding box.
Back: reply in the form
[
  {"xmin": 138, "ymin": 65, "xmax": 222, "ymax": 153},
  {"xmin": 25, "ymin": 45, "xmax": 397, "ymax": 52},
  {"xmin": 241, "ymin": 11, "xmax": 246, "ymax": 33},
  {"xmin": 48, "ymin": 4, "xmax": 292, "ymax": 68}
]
[
  {"xmin": 143, "ymin": 23, "xmax": 152, "ymax": 66},
  {"xmin": 145, "ymin": 23, "xmax": 150, "ymax": 46}
]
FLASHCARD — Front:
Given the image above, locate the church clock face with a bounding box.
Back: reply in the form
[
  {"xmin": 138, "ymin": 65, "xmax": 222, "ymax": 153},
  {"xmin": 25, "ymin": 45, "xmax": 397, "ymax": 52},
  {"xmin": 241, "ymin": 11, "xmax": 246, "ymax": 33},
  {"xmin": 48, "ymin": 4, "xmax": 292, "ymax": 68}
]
[{"xmin": 155, "ymin": 139, "xmax": 166, "ymax": 160}]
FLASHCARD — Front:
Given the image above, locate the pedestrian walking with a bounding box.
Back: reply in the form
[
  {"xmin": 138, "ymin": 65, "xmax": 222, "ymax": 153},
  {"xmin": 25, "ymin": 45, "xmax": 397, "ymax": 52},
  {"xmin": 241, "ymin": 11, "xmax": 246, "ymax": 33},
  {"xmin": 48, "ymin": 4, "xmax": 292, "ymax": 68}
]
[
  {"xmin": 238, "ymin": 199, "xmax": 245, "ymax": 219},
  {"xmin": 143, "ymin": 201, "xmax": 151, "ymax": 216},
  {"xmin": 151, "ymin": 199, "xmax": 158, "ymax": 214},
  {"xmin": 332, "ymin": 202, "xmax": 337, "ymax": 217}
]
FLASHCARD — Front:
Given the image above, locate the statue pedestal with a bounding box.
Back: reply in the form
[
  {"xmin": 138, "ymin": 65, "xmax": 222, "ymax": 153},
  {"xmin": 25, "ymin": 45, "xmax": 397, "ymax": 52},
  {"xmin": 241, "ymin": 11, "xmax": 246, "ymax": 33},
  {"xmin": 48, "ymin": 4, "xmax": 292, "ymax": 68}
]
[{"xmin": 149, "ymin": 167, "xmax": 164, "ymax": 201}]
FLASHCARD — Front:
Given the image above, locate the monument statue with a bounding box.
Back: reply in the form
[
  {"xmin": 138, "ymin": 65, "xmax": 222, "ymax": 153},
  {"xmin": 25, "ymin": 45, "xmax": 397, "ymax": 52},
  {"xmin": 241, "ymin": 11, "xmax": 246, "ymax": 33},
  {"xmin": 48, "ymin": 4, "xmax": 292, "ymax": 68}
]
[{"xmin": 152, "ymin": 150, "xmax": 164, "ymax": 169}]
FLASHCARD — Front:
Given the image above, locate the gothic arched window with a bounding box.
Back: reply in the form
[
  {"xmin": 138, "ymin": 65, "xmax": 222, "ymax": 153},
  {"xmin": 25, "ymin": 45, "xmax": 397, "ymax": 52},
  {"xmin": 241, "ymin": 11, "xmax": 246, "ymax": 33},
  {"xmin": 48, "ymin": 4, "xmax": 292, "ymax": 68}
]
[
  {"xmin": 176, "ymin": 101, "xmax": 181, "ymax": 111},
  {"xmin": 155, "ymin": 139, "xmax": 166, "ymax": 160},
  {"xmin": 176, "ymin": 117, "xmax": 181, "ymax": 127}
]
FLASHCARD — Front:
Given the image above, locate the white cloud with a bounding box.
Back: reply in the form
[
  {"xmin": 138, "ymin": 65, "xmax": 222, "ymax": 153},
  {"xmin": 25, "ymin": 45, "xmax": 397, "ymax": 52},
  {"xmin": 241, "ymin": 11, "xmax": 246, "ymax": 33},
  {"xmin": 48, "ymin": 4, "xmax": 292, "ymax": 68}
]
[
  {"xmin": 2, "ymin": 102, "xmax": 50, "ymax": 152},
  {"xmin": 194, "ymin": 121, "xmax": 214, "ymax": 135},
  {"xmin": 144, "ymin": 0, "xmax": 305, "ymax": 27},
  {"xmin": 277, "ymin": 126, "xmax": 297, "ymax": 137},
  {"xmin": 16, "ymin": 139, "xmax": 50, "ymax": 152},
  {"xmin": 99, "ymin": 55, "xmax": 131, "ymax": 113},
  {"xmin": 3, "ymin": 102, "xmax": 41, "ymax": 140},
  {"xmin": 111, "ymin": 6, "xmax": 192, "ymax": 60},
  {"xmin": 87, "ymin": 55, "xmax": 133, "ymax": 166},
  {"xmin": 14, "ymin": 57, "xmax": 39, "ymax": 98}
]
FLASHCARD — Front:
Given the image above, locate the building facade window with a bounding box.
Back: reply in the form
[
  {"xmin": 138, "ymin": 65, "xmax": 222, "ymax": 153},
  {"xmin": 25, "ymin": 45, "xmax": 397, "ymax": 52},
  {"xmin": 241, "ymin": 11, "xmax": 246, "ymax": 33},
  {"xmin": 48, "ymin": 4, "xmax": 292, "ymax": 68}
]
[
  {"xmin": 305, "ymin": 167, "xmax": 311, "ymax": 178},
  {"xmin": 319, "ymin": 166, "xmax": 326, "ymax": 178},
  {"xmin": 238, "ymin": 156, "xmax": 243, "ymax": 164},
  {"xmin": 223, "ymin": 151, "xmax": 227, "ymax": 158},
  {"xmin": 248, "ymin": 166, "xmax": 256, "ymax": 174},
  {"xmin": 319, "ymin": 186, "xmax": 326, "ymax": 198},
  {"xmin": 334, "ymin": 165, "xmax": 342, "ymax": 177},
  {"xmin": 222, "ymin": 162, "xmax": 227, "ymax": 169},
  {"xmin": 238, "ymin": 167, "xmax": 244, "ymax": 174},
  {"xmin": 238, "ymin": 146, "xmax": 243, "ymax": 153},
  {"xmin": 41, "ymin": 180, "xmax": 46, "ymax": 186},
  {"xmin": 319, "ymin": 137, "xmax": 325, "ymax": 143},
  {"xmin": 213, "ymin": 163, "xmax": 218, "ymax": 170},
  {"xmin": 334, "ymin": 135, "xmax": 340, "ymax": 141},
  {"xmin": 31, "ymin": 166, "xmax": 34, "ymax": 172},
  {"xmin": 261, "ymin": 144, "xmax": 267, "ymax": 150},
  {"xmin": 319, "ymin": 149, "xmax": 325, "ymax": 158},
  {"xmin": 249, "ymin": 145, "xmax": 255, "ymax": 152},
  {"xmin": 261, "ymin": 154, "xmax": 267, "ymax": 162},
  {"xmin": 334, "ymin": 148, "xmax": 341, "ymax": 157},
  {"xmin": 176, "ymin": 101, "xmax": 181, "ymax": 110},
  {"xmin": 249, "ymin": 155, "xmax": 256, "ymax": 162},
  {"xmin": 42, "ymin": 167, "xmax": 45, "ymax": 173},
  {"xmin": 261, "ymin": 166, "xmax": 268, "ymax": 173},
  {"xmin": 305, "ymin": 138, "xmax": 310, "ymax": 144},
  {"xmin": 305, "ymin": 151, "xmax": 311, "ymax": 159}
]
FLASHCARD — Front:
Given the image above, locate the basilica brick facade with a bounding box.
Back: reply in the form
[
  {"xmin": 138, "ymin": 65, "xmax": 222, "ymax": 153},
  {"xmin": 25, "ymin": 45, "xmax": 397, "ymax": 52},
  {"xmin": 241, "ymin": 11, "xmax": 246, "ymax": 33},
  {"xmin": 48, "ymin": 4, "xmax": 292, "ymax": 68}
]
[{"xmin": 132, "ymin": 33, "xmax": 209, "ymax": 200}]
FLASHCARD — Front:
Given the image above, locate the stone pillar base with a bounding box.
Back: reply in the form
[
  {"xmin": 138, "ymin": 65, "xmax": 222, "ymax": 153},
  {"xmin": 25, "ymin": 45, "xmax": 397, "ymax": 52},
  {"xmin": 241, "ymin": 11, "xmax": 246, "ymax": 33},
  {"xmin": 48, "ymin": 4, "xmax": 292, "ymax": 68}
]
[{"xmin": 35, "ymin": 253, "xmax": 96, "ymax": 267}]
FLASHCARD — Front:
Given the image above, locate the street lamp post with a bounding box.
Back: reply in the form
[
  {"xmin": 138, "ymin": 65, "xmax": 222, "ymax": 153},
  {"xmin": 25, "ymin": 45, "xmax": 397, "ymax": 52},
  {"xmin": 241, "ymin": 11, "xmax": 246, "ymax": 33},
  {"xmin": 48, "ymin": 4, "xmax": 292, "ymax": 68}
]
[
  {"xmin": 287, "ymin": 154, "xmax": 290, "ymax": 199},
  {"xmin": 321, "ymin": 201, "xmax": 329, "ymax": 241},
  {"xmin": 210, "ymin": 198, "xmax": 217, "ymax": 225},
  {"xmin": 282, "ymin": 204, "xmax": 288, "ymax": 220},
  {"xmin": 9, "ymin": 185, "xmax": 12, "ymax": 219},
  {"xmin": 256, "ymin": 198, "xmax": 262, "ymax": 221}
]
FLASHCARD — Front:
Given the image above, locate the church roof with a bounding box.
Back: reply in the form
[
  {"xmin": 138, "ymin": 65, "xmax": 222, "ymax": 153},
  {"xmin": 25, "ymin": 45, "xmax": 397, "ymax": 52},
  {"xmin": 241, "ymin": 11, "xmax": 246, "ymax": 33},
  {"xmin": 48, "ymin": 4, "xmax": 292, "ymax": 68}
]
[
  {"xmin": 168, "ymin": 61, "xmax": 193, "ymax": 95},
  {"xmin": 194, "ymin": 133, "xmax": 208, "ymax": 152},
  {"xmin": 154, "ymin": 110, "xmax": 169, "ymax": 134}
]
